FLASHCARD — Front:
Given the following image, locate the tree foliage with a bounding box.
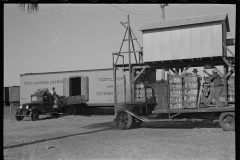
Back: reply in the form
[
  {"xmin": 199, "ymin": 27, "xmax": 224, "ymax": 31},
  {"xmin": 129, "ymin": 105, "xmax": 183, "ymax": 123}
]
[{"xmin": 19, "ymin": 4, "xmax": 39, "ymax": 13}]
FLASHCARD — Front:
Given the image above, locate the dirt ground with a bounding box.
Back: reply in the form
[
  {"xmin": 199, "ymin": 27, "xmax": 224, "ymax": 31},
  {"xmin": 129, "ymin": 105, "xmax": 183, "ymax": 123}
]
[{"xmin": 4, "ymin": 106, "xmax": 236, "ymax": 160}]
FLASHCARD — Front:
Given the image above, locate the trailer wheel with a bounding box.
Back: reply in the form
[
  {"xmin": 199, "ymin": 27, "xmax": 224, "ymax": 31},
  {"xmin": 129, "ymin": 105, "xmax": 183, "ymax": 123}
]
[
  {"xmin": 219, "ymin": 112, "xmax": 235, "ymax": 131},
  {"xmin": 30, "ymin": 110, "xmax": 39, "ymax": 121},
  {"xmin": 15, "ymin": 110, "xmax": 24, "ymax": 121},
  {"xmin": 116, "ymin": 111, "xmax": 133, "ymax": 130}
]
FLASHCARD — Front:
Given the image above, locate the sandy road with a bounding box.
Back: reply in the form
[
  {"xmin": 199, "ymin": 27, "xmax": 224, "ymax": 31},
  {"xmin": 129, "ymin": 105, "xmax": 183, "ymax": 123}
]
[{"xmin": 4, "ymin": 106, "xmax": 235, "ymax": 160}]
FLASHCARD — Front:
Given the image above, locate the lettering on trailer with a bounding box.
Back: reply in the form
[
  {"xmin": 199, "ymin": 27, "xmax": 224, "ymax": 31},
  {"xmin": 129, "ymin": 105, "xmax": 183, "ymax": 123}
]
[
  {"xmin": 23, "ymin": 80, "xmax": 63, "ymax": 85},
  {"xmin": 24, "ymin": 82, "xmax": 33, "ymax": 85},
  {"xmin": 98, "ymin": 77, "xmax": 123, "ymax": 81},
  {"xmin": 107, "ymin": 85, "xmax": 113, "ymax": 88},
  {"xmin": 34, "ymin": 81, "xmax": 49, "ymax": 85},
  {"xmin": 96, "ymin": 92, "xmax": 113, "ymax": 96}
]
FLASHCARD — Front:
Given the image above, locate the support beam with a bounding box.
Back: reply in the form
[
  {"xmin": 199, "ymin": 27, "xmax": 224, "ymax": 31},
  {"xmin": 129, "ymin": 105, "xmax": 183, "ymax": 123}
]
[
  {"xmin": 223, "ymin": 42, "xmax": 235, "ymax": 57},
  {"xmin": 169, "ymin": 68, "xmax": 176, "ymax": 74},
  {"xmin": 117, "ymin": 67, "xmax": 129, "ymax": 78},
  {"xmin": 128, "ymin": 15, "xmax": 132, "ymax": 101},
  {"xmin": 223, "ymin": 58, "xmax": 235, "ymax": 73},
  {"xmin": 223, "ymin": 64, "xmax": 228, "ymax": 105},
  {"xmin": 115, "ymin": 28, "xmax": 128, "ymax": 64},
  {"xmin": 113, "ymin": 54, "xmax": 117, "ymax": 115},
  {"xmin": 113, "ymin": 50, "xmax": 143, "ymax": 55},
  {"xmin": 175, "ymin": 68, "xmax": 179, "ymax": 75},
  {"xmin": 132, "ymin": 66, "xmax": 148, "ymax": 83},
  {"xmin": 213, "ymin": 67, "xmax": 224, "ymax": 77}
]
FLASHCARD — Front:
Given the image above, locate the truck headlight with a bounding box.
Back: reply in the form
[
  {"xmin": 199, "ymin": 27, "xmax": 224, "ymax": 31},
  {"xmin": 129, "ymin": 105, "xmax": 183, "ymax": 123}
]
[
  {"xmin": 26, "ymin": 105, "xmax": 29, "ymax": 109},
  {"xmin": 19, "ymin": 105, "xmax": 22, "ymax": 109}
]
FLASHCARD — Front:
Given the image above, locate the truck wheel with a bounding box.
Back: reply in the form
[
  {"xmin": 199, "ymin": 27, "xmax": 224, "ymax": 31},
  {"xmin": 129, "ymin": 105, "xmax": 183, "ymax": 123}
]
[
  {"xmin": 30, "ymin": 110, "xmax": 39, "ymax": 121},
  {"xmin": 116, "ymin": 111, "xmax": 133, "ymax": 130},
  {"xmin": 219, "ymin": 112, "xmax": 235, "ymax": 131},
  {"xmin": 15, "ymin": 110, "xmax": 24, "ymax": 121}
]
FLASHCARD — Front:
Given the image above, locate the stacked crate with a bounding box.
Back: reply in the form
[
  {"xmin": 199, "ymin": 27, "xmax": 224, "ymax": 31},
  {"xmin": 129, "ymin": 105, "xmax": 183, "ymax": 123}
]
[
  {"xmin": 134, "ymin": 83, "xmax": 146, "ymax": 102},
  {"xmin": 169, "ymin": 75, "xmax": 183, "ymax": 109},
  {"xmin": 146, "ymin": 87, "xmax": 153, "ymax": 99},
  {"xmin": 182, "ymin": 74, "xmax": 199, "ymax": 108},
  {"xmin": 228, "ymin": 76, "xmax": 235, "ymax": 102}
]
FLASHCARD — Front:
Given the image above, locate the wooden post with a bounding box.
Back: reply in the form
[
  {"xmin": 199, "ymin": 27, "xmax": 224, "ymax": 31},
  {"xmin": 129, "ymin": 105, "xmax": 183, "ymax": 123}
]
[
  {"xmin": 223, "ymin": 64, "xmax": 228, "ymax": 105},
  {"xmin": 132, "ymin": 67, "xmax": 135, "ymax": 101},
  {"xmin": 113, "ymin": 54, "xmax": 117, "ymax": 116},
  {"xmin": 128, "ymin": 15, "xmax": 132, "ymax": 101}
]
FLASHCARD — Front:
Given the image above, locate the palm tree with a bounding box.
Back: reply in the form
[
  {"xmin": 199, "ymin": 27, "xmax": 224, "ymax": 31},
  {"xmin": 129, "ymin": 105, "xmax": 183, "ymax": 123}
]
[{"xmin": 19, "ymin": 3, "xmax": 39, "ymax": 13}]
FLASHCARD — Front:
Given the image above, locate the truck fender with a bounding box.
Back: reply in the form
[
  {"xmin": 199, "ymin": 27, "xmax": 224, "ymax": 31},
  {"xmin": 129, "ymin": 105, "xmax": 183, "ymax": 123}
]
[
  {"xmin": 117, "ymin": 109, "xmax": 147, "ymax": 122},
  {"xmin": 29, "ymin": 107, "xmax": 41, "ymax": 114}
]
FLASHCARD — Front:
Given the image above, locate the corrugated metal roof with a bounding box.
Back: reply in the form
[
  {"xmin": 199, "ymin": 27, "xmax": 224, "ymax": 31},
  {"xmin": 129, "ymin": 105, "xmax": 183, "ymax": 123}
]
[{"xmin": 139, "ymin": 13, "xmax": 230, "ymax": 32}]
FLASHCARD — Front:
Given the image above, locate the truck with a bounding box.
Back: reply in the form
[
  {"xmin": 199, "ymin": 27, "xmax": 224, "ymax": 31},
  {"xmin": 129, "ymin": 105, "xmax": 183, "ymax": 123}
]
[
  {"xmin": 15, "ymin": 89, "xmax": 84, "ymax": 121},
  {"xmin": 113, "ymin": 13, "xmax": 235, "ymax": 131},
  {"xmin": 15, "ymin": 76, "xmax": 88, "ymax": 121}
]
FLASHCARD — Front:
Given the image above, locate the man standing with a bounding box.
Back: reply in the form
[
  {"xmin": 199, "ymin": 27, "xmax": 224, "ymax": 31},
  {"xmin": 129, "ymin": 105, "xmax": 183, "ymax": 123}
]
[
  {"xmin": 50, "ymin": 87, "xmax": 59, "ymax": 108},
  {"xmin": 203, "ymin": 68, "xmax": 224, "ymax": 107},
  {"xmin": 50, "ymin": 87, "xmax": 56, "ymax": 96},
  {"xmin": 192, "ymin": 69, "xmax": 202, "ymax": 80}
]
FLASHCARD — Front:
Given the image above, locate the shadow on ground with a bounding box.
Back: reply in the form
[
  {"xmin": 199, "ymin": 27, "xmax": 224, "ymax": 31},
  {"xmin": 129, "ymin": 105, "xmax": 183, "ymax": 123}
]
[
  {"xmin": 4, "ymin": 117, "xmax": 117, "ymax": 149},
  {"xmin": 141, "ymin": 120, "xmax": 220, "ymax": 129}
]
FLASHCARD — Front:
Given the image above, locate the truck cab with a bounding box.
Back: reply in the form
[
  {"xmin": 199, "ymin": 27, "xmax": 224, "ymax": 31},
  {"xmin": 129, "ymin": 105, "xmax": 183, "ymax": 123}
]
[{"xmin": 15, "ymin": 92, "xmax": 68, "ymax": 121}]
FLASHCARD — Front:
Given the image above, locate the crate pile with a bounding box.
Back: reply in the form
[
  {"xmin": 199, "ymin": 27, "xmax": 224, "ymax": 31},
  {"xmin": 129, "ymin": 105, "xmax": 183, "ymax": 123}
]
[
  {"xmin": 134, "ymin": 83, "xmax": 146, "ymax": 102},
  {"xmin": 35, "ymin": 88, "xmax": 49, "ymax": 95},
  {"xmin": 228, "ymin": 76, "xmax": 235, "ymax": 102},
  {"xmin": 182, "ymin": 74, "xmax": 199, "ymax": 108},
  {"xmin": 169, "ymin": 75, "xmax": 183, "ymax": 109}
]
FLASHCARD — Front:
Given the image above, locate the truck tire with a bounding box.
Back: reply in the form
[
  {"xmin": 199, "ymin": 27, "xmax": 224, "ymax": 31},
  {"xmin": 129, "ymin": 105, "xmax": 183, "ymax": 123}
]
[
  {"xmin": 219, "ymin": 112, "xmax": 235, "ymax": 131},
  {"xmin": 15, "ymin": 110, "xmax": 24, "ymax": 121},
  {"xmin": 30, "ymin": 110, "xmax": 39, "ymax": 121},
  {"xmin": 116, "ymin": 111, "xmax": 134, "ymax": 130}
]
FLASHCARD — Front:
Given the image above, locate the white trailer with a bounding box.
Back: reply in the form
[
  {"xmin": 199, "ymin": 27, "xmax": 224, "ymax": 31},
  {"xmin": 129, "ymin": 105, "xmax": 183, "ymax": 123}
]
[{"xmin": 20, "ymin": 68, "xmax": 126, "ymax": 107}]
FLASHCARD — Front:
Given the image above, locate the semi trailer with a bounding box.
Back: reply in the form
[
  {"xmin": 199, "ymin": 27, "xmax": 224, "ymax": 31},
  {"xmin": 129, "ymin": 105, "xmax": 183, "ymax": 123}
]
[{"xmin": 113, "ymin": 13, "xmax": 235, "ymax": 131}]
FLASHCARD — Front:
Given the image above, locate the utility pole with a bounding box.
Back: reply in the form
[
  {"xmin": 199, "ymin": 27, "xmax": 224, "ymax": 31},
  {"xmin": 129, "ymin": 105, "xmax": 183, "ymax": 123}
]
[
  {"xmin": 160, "ymin": 4, "xmax": 168, "ymax": 81},
  {"xmin": 160, "ymin": 4, "xmax": 168, "ymax": 20}
]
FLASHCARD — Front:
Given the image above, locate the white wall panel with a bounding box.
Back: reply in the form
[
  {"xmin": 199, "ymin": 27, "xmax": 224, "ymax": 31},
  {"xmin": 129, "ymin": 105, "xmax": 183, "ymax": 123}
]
[
  {"xmin": 201, "ymin": 24, "xmax": 214, "ymax": 57},
  {"xmin": 191, "ymin": 24, "xmax": 203, "ymax": 58},
  {"xmin": 180, "ymin": 26, "xmax": 191, "ymax": 58},
  {"xmin": 143, "ymin": 33, "xmax": 153, "ymax": 62},
  {"xmin": 142, "ymin": 22, "xmax": 223, "ymax": 62},
  {"xmin": 20, "ymin": 69, "xmax": 120, "ymax": 105},
  {"xmin": 170, "ymin": 27, "xmax": 181, "ymax": 59},
  {"xmin": 212, "ymin": 22, "xmax": 223, "ymax": 56},
  {"xmin": 161, "ymin": 29, "xmax": 172, "ymax": 60}
]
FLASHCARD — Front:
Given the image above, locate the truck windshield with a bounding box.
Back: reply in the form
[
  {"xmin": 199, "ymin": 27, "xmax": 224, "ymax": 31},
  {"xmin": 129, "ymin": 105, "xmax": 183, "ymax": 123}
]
[{"xmin": 31, "ymin": 96, "xmax": 42, "ymax": 102}]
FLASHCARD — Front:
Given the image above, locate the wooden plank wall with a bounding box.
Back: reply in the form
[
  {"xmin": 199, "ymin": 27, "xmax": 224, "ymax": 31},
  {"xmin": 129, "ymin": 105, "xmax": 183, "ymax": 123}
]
[{"xmin": 143, "ymin": 22, "xmax": 223, "ymax": 62}]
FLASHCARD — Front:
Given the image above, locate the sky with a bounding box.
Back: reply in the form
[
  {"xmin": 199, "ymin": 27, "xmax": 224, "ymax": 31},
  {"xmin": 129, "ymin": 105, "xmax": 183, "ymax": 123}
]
[{"xmin": 4, "ymin": 4, "xmax": 236, "ymax": 87}]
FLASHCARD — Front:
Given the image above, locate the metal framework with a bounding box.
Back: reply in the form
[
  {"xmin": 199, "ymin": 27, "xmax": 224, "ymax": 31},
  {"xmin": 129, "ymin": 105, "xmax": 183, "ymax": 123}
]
[
  {"xmin": 113, "ymin": 15, "xmax": 235, "ymax": 110},
  {"xmin": 112, "ymin": 15, "xmax": 147, "ymax": 105}
]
